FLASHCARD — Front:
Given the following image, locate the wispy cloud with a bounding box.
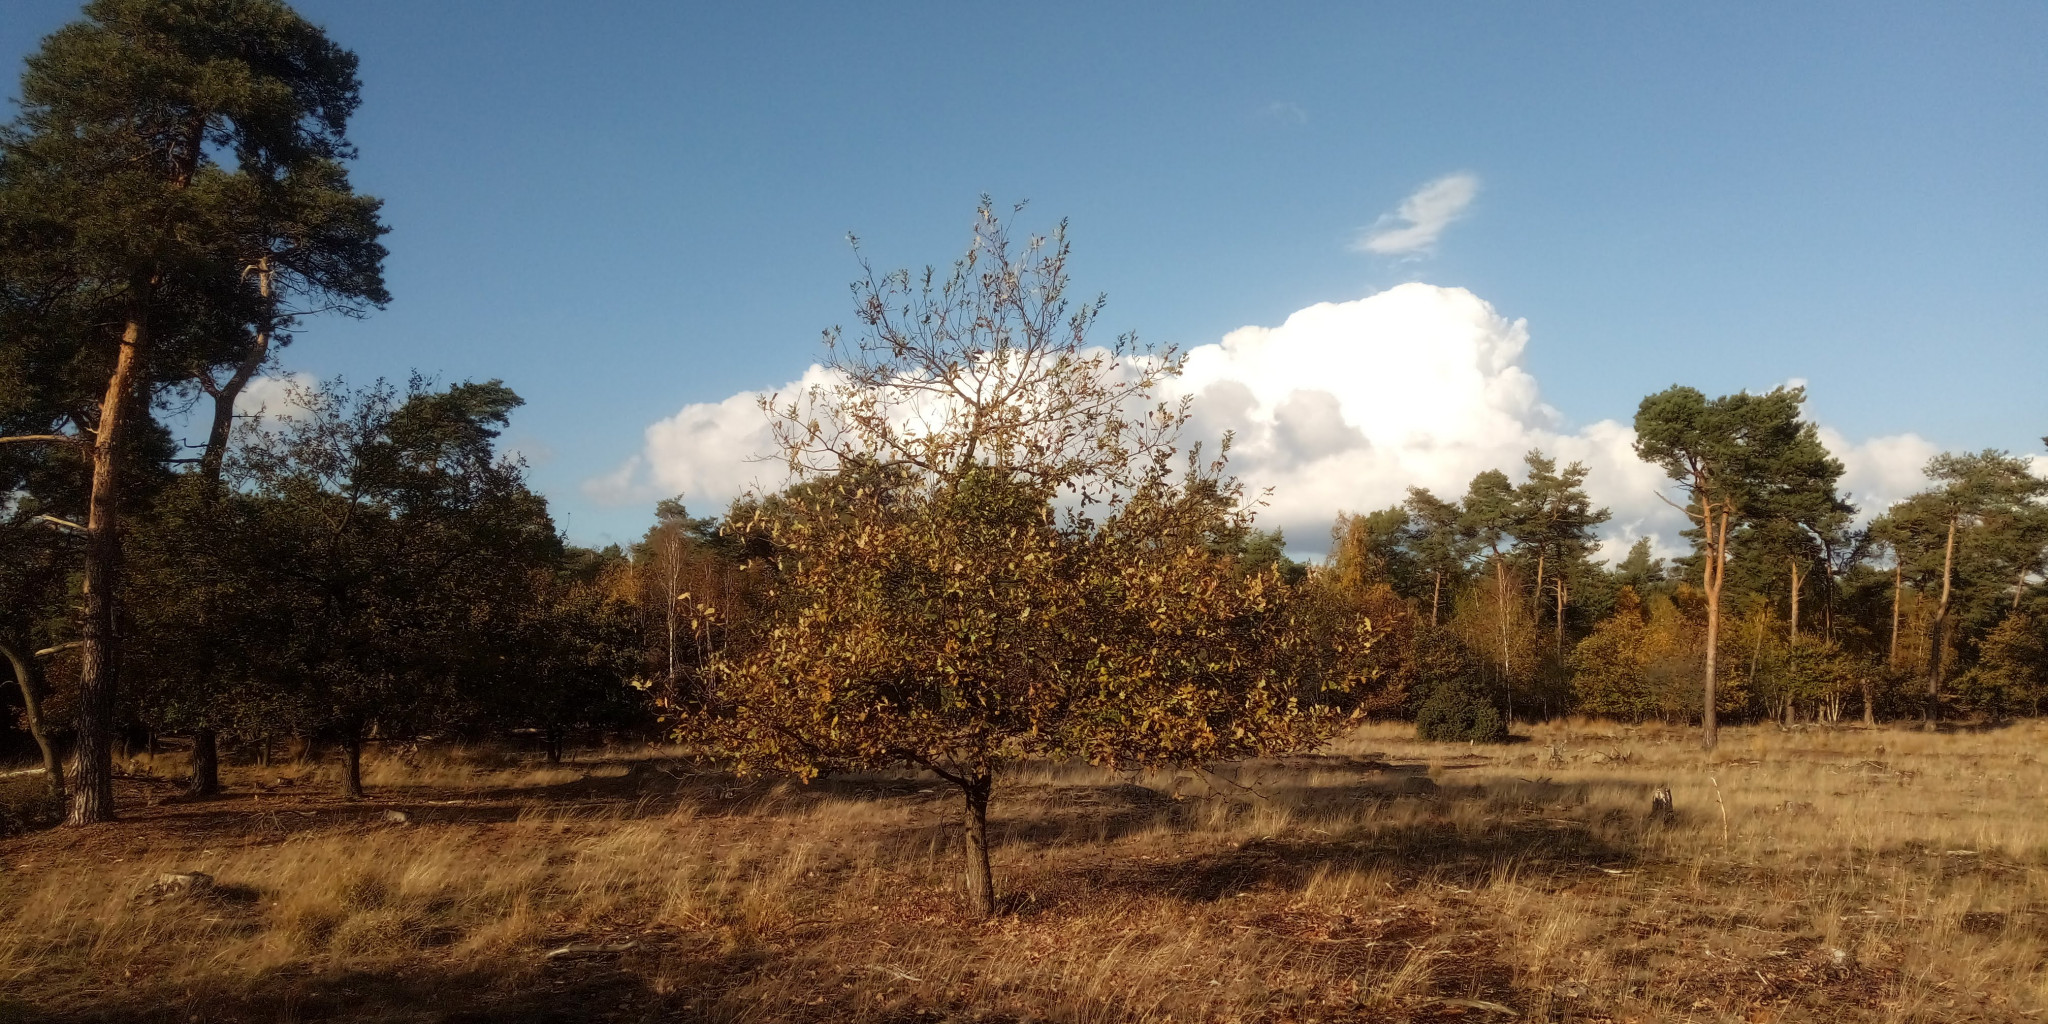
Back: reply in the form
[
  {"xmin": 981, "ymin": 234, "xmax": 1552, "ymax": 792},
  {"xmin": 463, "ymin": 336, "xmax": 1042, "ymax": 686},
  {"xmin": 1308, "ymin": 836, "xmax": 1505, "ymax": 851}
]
[
  {"xmin": 1354, "ymin": 172, "xmax": 1480, "ymax": 256},
  {"xmin": 1260, "ymin": 101, "xmax": 1308, "ymax": 126}
]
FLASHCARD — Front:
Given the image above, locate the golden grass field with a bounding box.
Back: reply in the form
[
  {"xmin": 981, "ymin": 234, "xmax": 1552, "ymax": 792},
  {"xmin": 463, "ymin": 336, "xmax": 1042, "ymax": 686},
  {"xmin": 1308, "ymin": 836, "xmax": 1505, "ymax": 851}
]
[{"xmin": 1, "ymin": 720, "xmax": 2044, "ymax": 1023}]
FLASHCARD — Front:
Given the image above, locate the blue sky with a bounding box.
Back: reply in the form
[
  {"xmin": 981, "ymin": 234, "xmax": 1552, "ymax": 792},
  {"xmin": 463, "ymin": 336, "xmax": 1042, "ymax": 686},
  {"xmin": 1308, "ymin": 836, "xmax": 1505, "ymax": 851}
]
[{"xmin": 4, "ymin": 2, "xmax": 2043, "ymax": 550}]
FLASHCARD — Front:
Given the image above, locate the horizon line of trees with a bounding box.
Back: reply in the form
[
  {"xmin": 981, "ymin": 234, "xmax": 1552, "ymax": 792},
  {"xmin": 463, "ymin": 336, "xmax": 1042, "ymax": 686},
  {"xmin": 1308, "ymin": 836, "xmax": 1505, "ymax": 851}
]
[{"xmin": 1293, "ymin": 420, "xmax": 2048, "ymax": 750}]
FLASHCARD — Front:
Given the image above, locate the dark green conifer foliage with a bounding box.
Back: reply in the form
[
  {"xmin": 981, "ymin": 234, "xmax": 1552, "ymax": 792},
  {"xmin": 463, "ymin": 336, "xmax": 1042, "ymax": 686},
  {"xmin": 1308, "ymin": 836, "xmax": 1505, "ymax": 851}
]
[
  {"xmin": 1634, "ymin": 385, "xmax": 1841, "ymax": 749},
  {"xmin": 1877, "ymin": 451, "xmax": 2048, "ymax": 725},
  {"xmin": 0, "ymin": 0, "xmax": 381, "ymax": 821},
  {"xmin": 1511, "ymin": 450, "xmax": 1611, "ymax": 660}
]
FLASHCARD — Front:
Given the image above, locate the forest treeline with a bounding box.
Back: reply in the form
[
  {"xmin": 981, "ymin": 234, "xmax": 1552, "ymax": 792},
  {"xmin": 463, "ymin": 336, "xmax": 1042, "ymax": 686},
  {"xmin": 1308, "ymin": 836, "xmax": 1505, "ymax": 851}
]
[{"xmin": 5, "ymin": 1, "xmax": 2048, "ymax": 870}]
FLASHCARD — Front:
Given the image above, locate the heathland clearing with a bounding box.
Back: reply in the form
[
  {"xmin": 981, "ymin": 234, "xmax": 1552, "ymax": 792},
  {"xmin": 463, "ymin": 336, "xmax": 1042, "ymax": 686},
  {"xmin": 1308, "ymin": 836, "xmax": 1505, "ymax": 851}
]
[{"xmin": 3, "ymin": 721, "xmax": 2045, "ymax": 1023}]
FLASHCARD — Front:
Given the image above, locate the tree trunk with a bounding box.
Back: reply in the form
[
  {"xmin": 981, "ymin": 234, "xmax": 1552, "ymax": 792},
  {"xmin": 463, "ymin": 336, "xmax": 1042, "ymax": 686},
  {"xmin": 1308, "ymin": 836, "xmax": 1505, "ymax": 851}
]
[
  {"xmin": 1822, "ymin": 540, "xmax": 1838, "ymax": 643},
  {"xmin": 959, "ymin": 771, "xmax": 995, "ymax": 917},
  {"xmin": 258, "ymin": 733, "xmax": 271, "ymax": 768},
  {"xmin": 188, "ymin": 728, "xmax": 221, "ymax": 797},
  {"xmin": 69, "ymin": 303, "xmax": 150, "ymax": 826},
  {"xmin": 1889, "ymin": 563, "xmax": 1902, "ymax": 668},
  {"xmin": 2, "ymin": 643, "xmax": 64, "ymax": 800},
  {"xmin": 1495, "ymin": 557, "xmax": 1513, "ymax": 723},
  {"xmin": 198, "ymin": 261, "xmax": 271, "ymax": 485},
  {"xmin": 1861, "ymin": 676, "xmax": 1876, "ymax": 726},
  {"xmin": 662, "ymin": 531, "xmax": 686, "ymax": 691},
  {"xmin": 1430, "ymin": 570, "xmax": 1441, "ymax": 627},
  {"xmin": 1555, "ymin": 576, "xmax": 1567, "ymax": 659},
  {"xmin": 341, "ymin": 730, "xmax": 365, "ymax": 799},
  {"xmin": 1701, "ymin": 506, "xmax": 1726, "ymax": 751},
  {"xmin": 1927, "ymin": 517, "xmax": 1958, "ymax": 730},
  {"xmin": 1789, "ymin": 561, "xmax": 1801, "ymax": 645},
  {"xmin": 1749, "ymin": 611, "xmax": 1764, "ymax": 694},
  {"xmin": 545, "ymin": 725, "xmax": 563, "ymax": 765},
  {"xmin": 183, "ymin": 269, "xmax": 268, "ymax": 803}
]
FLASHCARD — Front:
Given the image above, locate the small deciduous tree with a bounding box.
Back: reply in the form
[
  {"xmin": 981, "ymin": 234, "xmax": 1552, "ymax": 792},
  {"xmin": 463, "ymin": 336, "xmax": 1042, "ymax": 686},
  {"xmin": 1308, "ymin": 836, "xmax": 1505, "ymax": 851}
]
[
  {"xmin": 690, "ymin": 202, "xmax": 1378, "ymax": 916},
  {"xmin": 234, "ymin": 376, "xmax": 555, "ymax": 797},
  {"xmin": 1970, "ymin": 612, "xmax": 2048, "ymax": 718}
]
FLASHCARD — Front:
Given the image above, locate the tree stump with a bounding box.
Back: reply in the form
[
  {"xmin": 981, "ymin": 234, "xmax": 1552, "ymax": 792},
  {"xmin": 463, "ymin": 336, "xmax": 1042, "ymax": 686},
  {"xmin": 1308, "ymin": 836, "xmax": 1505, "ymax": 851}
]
[{"xmin": 1649, "ymin": 785, "xmax": 1675, "ymax": 820}]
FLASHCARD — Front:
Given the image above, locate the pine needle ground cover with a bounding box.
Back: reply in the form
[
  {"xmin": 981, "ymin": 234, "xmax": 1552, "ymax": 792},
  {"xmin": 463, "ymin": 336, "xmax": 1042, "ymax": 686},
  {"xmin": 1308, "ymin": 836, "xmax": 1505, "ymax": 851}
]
[{"xmin": 2, "ymin": 722, "xmax": 2045, "ymax": 1023}]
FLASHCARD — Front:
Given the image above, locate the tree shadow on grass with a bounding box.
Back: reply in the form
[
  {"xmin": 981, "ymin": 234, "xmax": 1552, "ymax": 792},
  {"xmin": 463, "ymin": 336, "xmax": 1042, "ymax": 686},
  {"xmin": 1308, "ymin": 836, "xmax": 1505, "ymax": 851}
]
[
  {"xmin": 1041, "ymin": 815, "xmax": 1637, "ymax": 910},
  {"xmin": 987, "ymin": 773, "xmax": 1651, "ymax": 916},
  {"xmin": 7, "ymin": 966, "xmax": 670, "ymax": 1024},
  {"xmin": 3, "ymin": 940, "xmax": 916, "ymax": 1024}
]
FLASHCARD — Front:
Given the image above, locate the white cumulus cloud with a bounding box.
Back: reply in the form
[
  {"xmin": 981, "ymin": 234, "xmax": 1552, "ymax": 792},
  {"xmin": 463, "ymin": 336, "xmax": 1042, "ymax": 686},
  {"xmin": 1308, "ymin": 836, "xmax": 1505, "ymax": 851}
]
[
  {"xmin": 1355, "ymin": 173, "xmax": 1480, "ymax": 256},
  {"xmin": 593, "ymin": 282, "xmax": 1952, "ymax": 561},
  {"xmin": 233, "ymin": 372, "xmax": 317, "ymax": 421},
  {"xmin": 1162, "ymin": 283, "xmax": 1668, "ymax": 556},
  {"xmin": 582, "ymin": 364, "xmax": 838, "ymax": 507},
  {"xmin": 1819, "ymin": 428, "xmax": 1940, "ymax": 521}
]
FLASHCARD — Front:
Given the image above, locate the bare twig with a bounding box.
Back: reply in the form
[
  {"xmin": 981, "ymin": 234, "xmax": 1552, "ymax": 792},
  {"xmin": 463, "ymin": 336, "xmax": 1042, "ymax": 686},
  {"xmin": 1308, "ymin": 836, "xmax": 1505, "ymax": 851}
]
[
  {"xmin": 1708, "ymin": 774, "xmax": 1730, "ymax": 848},
  {"xmin": 0, "ymin": 434, "xmax": 86, "ymax": 448},
  {"xmin": 35, "ymin": 515, "xmax": 87, "ymax": 534}
]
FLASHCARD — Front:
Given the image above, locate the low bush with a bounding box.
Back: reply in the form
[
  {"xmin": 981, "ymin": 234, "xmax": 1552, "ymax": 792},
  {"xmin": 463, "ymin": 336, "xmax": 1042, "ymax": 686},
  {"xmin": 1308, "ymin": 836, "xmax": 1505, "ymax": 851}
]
[
  {"xmin": 1415, "ymin": 682, "xmax": 1507, "ymax": 743},
  {"xmin": 0, "ymin": 773, "xmax": 61, "ymax": 836}
]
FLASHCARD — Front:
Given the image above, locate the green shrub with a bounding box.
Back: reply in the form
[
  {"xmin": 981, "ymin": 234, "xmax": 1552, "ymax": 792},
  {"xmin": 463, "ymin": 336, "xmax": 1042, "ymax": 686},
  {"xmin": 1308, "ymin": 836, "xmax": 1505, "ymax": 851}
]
[{"xmin": 1415, "ymin": 683, "xmax": 1507, "ymax": 743}]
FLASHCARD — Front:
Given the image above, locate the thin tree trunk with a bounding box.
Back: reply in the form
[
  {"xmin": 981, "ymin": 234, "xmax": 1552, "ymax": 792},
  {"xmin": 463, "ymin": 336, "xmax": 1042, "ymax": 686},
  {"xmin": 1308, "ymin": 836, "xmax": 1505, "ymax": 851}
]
[
  {"xmin": 1789, "ymin": 561, "xmax": 1801, "ymax": 646},
  {"xmin": 1822, "ymin": 539, "xmax": 1838, "ymax": 643},
  {"xmin": 69, "ymin": 302, "xmax": 151, "ymax": 826},
  {"xmin": 1430, "ymin": 570, "xmax": 1441, "ymax": 627},
  {"xmin": 1701, "ymin": 505, "xmax": 1726, "ymax": 751},
  {"xmin": 1860, "ymin": 676, "xmax": 1876, "ymax": 726},
  {"xmin": 1555, "ymin": 576, "xmax": 1567, "ymax": 659},
  {"xmin": 340, "ymin": 729, "xmax": 365, "ymax": 799},
  {"xmin": 199, "ymin": 261, "xmax": 271, "ymax": 485},
  {"xmin": 1750, "ymin": 611, "xmax": 1764, "ymax": 691},
  {"xmin": 183, "ymin": 265, "xmax": 272, "ymax": 801},
  {"xmin": 1495, "ymin": 557, "xmax": 1513, "ymax": 723},
  {"xmin": 2, "ymin": 643, "xmax": 64, "ymax": 799},
  {"xmin": 1927, "ymin": 518, "xmax": 1958, "ymax": 730},
  {"xmin": 187, "ymin": 728, "xmax": 220, "ymax": 797},
  {"xmin": 258, "ymin": 734, "xmax": 270, "ymax": 768},
  {"xmin": 662, "ymin": 531, "xmax": 686, "ymax": 690},
  {"xmin": 960, "ymin": 771, "xmax": 995, "ymax": 917},
  {"xmin": 1889, "ymin": 563, "xmax": 1902, "ymax": 668}
]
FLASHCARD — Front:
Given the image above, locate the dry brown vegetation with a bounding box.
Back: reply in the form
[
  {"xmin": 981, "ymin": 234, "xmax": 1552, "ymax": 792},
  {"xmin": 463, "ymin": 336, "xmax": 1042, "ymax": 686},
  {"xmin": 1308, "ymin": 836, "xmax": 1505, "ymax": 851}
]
[{"xmin": 3, "ymin": 721, "xmax": 2046, "ymax": 1023}]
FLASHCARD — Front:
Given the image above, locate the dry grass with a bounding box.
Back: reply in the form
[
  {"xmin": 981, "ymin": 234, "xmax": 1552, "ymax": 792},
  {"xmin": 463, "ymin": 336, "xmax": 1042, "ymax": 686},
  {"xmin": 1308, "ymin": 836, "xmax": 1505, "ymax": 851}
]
[{"xmin": 3, "ymin": 721, "xmax": 2046, "ymax": 1022}]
